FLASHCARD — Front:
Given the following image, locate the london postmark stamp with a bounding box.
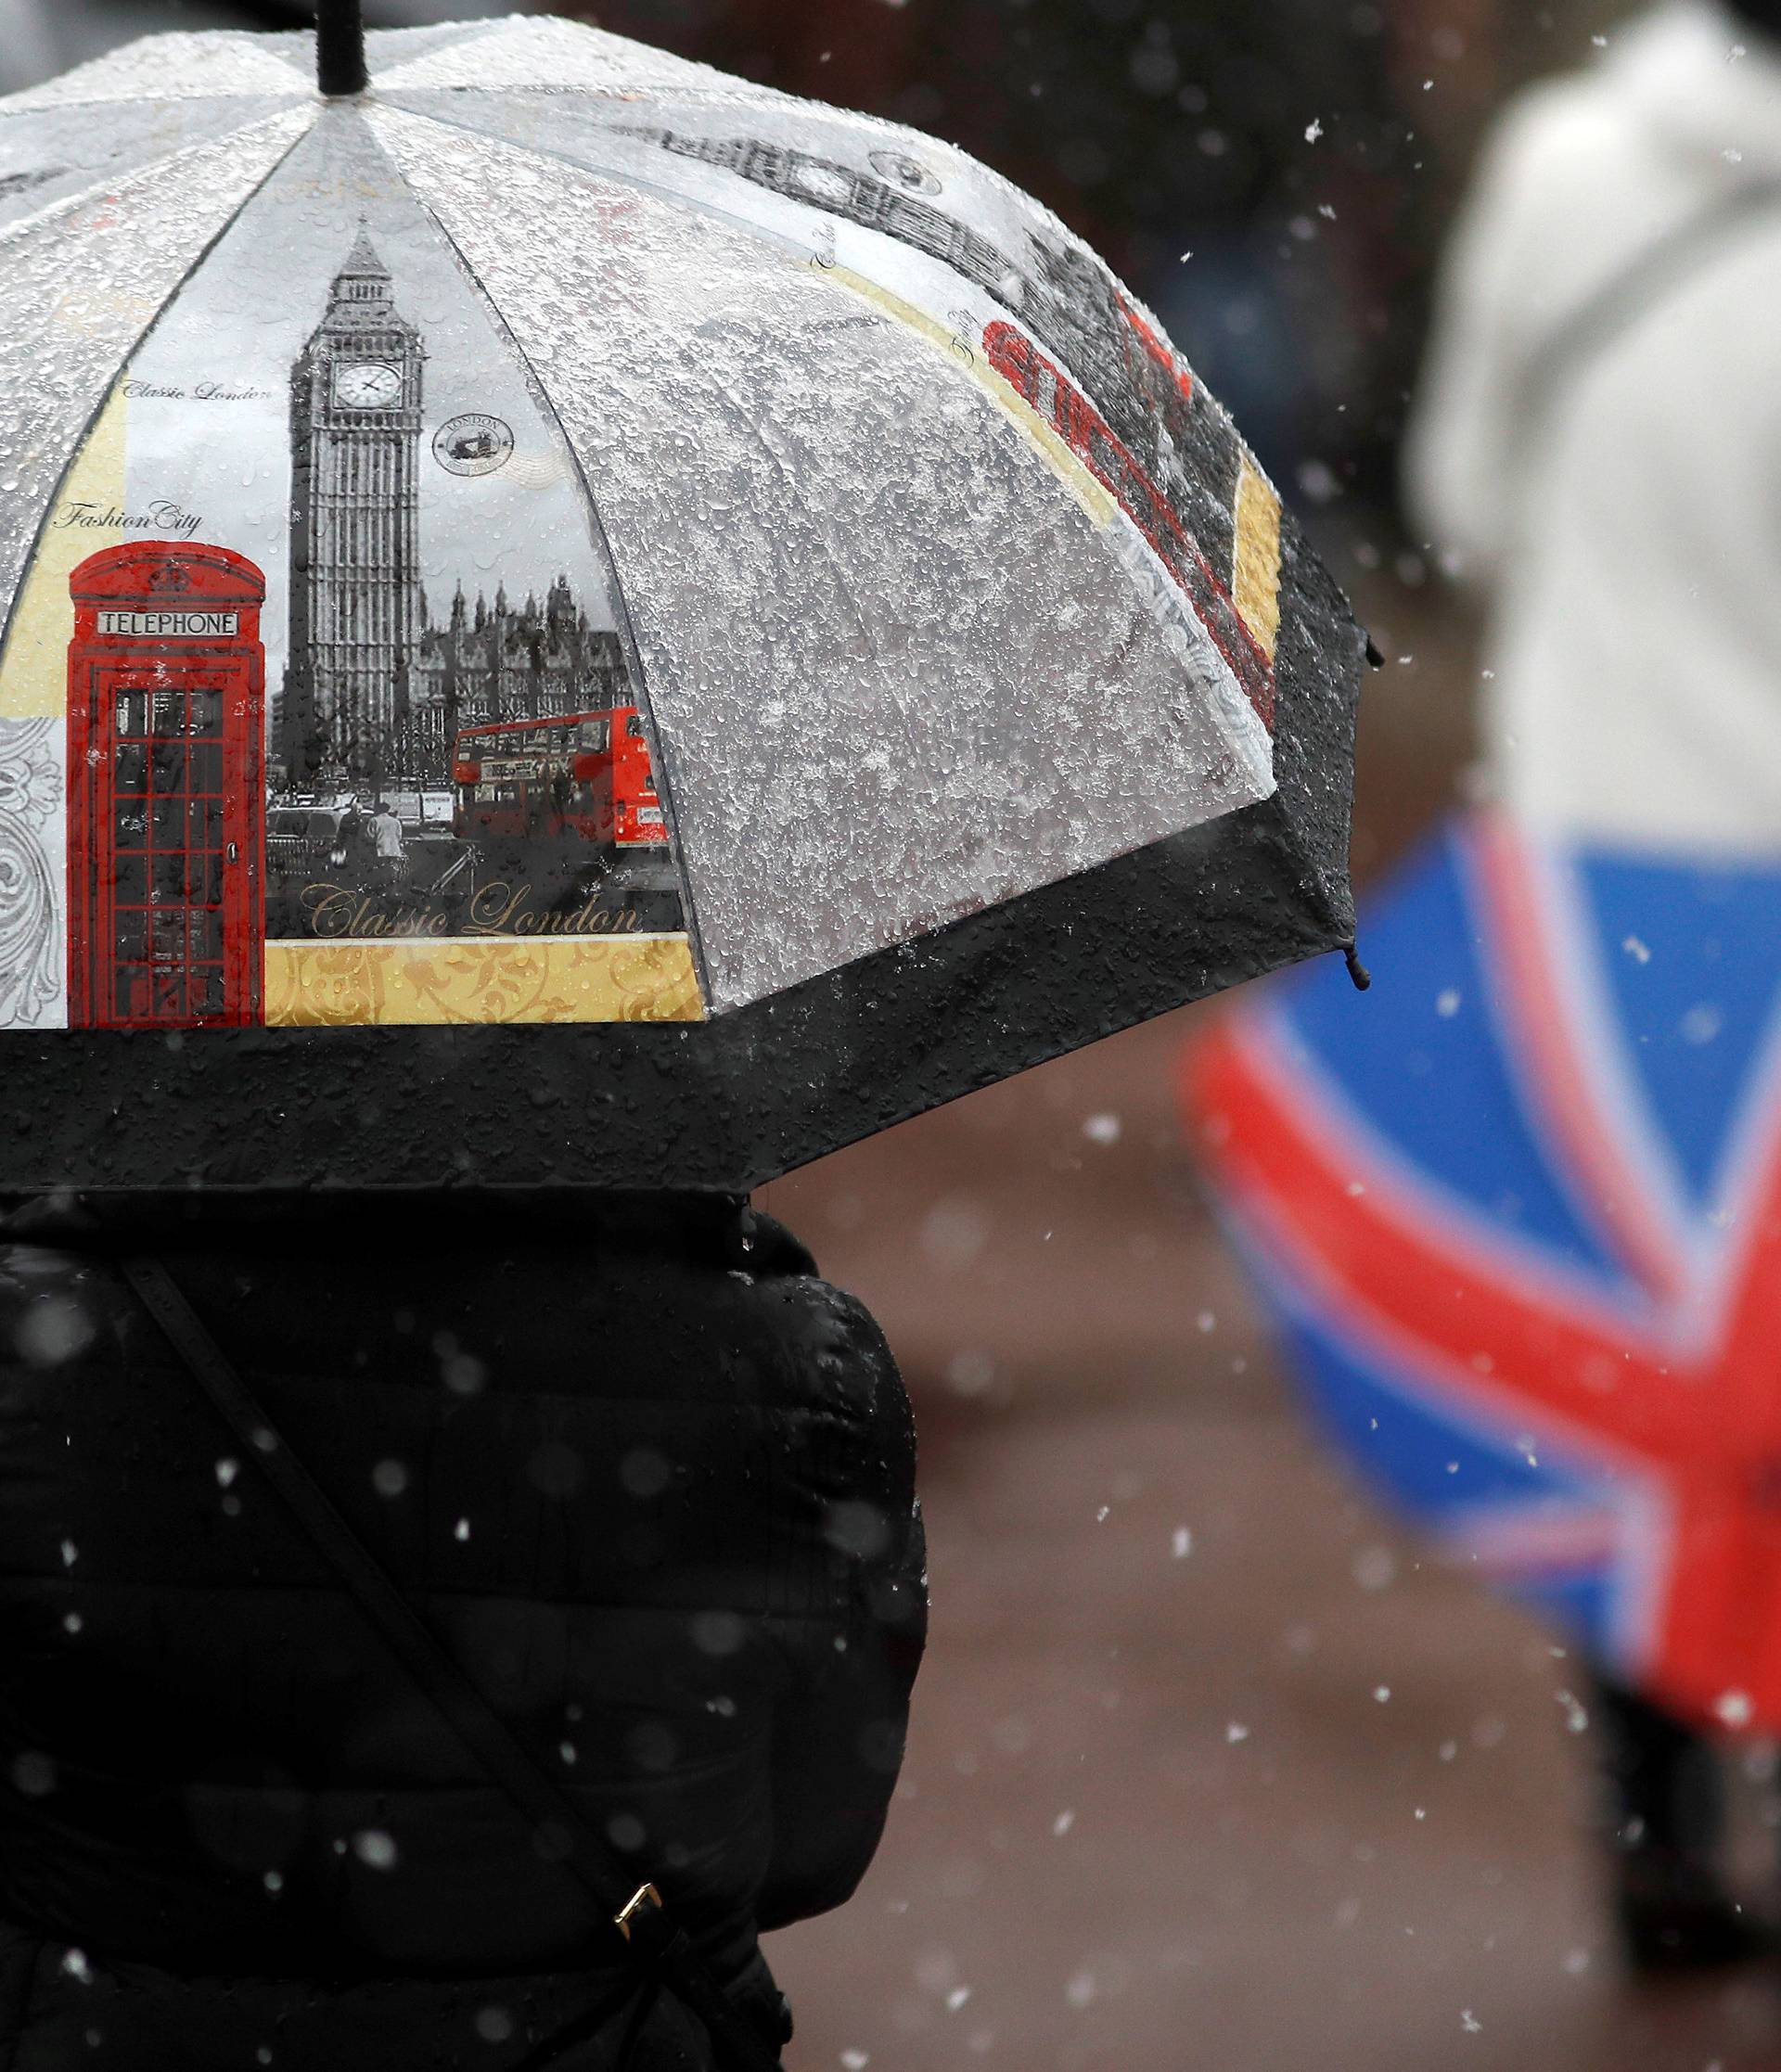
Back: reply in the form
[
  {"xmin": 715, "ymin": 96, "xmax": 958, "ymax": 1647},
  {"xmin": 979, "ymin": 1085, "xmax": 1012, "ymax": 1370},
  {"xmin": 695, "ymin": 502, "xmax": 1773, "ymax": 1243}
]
[{"xmin": 431, "ymin": 413, "xmax": 514, "ymax": 477}]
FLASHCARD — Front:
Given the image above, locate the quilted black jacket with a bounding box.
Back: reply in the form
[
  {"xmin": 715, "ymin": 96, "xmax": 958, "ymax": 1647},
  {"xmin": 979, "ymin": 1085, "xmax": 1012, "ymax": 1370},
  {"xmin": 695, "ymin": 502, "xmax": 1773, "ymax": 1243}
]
[{"xmin": 0, "ymin": 1193, "xmax": 924, "ymax": 2071}]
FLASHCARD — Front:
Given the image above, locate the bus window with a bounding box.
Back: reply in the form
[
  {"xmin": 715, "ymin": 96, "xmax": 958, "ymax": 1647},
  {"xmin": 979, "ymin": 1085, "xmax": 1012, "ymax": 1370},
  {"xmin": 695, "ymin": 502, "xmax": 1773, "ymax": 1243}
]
[
  {"xmin": 578, "ymin": 718, "xmax": 610, "ymax": 751},
  {"xmin": 625, "ymin": 713, "xmax": 646, "ymax": 740}
]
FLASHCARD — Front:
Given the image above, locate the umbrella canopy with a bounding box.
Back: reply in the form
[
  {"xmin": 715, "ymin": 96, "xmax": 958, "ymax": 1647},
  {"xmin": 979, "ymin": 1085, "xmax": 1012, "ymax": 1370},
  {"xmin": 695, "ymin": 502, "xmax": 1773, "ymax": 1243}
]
[
  {"xmin": 0, "ymin": 18, "xmax": 1365, "ymax": 1191},
  {"xmin": 1185, "ymin": 813, "xmax": 1781, "ymax": 1733}
]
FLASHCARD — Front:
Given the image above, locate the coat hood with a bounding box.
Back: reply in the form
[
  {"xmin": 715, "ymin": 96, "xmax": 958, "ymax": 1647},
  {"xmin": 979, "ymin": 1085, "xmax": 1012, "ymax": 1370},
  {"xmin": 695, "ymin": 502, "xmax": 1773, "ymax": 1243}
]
[{"xmin": 1609, "ymin": 1, "xmax": 1781, "ymax": 182}]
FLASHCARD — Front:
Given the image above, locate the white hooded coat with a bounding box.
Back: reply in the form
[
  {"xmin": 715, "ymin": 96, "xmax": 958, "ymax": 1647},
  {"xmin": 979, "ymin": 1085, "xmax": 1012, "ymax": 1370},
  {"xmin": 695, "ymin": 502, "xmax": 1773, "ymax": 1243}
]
[{"xmin": 1405, "ymin": 3, "xmax": 1781, "ymax": 854}]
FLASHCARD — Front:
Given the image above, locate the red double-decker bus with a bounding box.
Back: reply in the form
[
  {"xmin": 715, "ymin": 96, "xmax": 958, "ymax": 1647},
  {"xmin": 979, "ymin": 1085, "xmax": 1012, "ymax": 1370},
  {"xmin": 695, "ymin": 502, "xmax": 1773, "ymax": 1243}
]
[{"xmin": 452, "ymin": 707, "xmax": 668, "ymax": 860}]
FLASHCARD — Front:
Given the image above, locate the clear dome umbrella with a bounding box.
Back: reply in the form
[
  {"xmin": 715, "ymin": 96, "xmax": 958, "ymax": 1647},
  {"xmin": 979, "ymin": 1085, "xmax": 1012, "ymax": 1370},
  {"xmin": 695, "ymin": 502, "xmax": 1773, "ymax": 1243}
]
[{"xmin": 0, "ymin": 3, "xmax": 1368, "ymax": 1190}]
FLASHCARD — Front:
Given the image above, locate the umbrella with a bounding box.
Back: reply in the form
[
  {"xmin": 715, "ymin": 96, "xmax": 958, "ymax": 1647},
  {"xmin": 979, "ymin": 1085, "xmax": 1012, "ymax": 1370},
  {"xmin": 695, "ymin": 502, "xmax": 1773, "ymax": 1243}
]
[
  {"xmin": 0, "ymin": 7, "xmax": 1366, "ymax": 1192},
  {"xmin": 1184, "ymin": 812, "xmax": 1781, "ymax": 1733}
]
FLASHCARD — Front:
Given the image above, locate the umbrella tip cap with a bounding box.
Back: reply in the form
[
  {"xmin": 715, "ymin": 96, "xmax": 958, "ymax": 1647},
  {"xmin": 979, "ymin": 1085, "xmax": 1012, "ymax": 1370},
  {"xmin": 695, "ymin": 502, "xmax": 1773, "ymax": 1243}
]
[
  {"xmin": 315, "ymin": 0, "xmax": 369, "ymax": 97},
  {"xmin": 1344, "ymin": 944, "xmax": 1372, "ymax": 991}
]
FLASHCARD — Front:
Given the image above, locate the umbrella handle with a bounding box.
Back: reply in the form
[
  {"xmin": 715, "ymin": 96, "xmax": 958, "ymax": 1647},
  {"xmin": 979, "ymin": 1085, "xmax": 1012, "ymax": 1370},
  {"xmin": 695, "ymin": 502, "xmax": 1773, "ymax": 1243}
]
[{"xmin": 316, "ymin": 0, "xmax": 367, "ymax": 97}]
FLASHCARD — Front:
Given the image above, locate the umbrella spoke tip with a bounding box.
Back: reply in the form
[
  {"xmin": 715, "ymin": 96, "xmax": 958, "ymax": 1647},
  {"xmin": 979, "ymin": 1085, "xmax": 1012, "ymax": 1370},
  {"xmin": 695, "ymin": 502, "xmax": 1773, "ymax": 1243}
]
[{"xmin": 1344, "ymin": 944, "xmax": 1372, "ymax": 991}]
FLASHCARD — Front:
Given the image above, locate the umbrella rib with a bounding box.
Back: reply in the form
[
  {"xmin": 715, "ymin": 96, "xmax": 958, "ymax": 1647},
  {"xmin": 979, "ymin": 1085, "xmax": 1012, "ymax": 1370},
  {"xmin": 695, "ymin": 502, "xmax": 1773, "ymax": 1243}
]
[
  {"xmin": 0, "ymin": 104, "xmax": 305, "ymax": 250},
  {"xmin": 357, "ymin": 19, "xmax": 508, "ymax": 71},
  {"xmin": 369, "ymin": 104, "xmax": 953, "ymax": 862},
  {"xmin": 372, "ymin": 96, "xmax": 840, "ymax": 275},
  {"xmin": 0, "ymin": 107, "xmax": 312, "ymax": 675},
  {"xmin": 0, "ymin": 38, "xmax": 311, "ymax": 114},
  {"xmin": 353, "ymin": 109, "xmax": 719, "ymax": 1011}
]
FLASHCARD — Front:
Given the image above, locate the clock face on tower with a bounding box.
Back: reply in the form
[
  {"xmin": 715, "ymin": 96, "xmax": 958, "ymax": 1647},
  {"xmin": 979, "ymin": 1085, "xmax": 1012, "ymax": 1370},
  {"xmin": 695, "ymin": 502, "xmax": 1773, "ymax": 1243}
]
[{"xmin": 332, "ymin": 361, "xmax": 404, "ymax": 409}]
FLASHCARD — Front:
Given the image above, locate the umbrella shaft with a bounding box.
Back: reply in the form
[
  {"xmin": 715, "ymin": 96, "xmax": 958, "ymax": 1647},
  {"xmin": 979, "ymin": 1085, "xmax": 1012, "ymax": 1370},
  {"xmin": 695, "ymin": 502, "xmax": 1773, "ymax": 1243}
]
[{"xmin": 316, "ymin": 0, "xmax": 367, "ymax": 96}]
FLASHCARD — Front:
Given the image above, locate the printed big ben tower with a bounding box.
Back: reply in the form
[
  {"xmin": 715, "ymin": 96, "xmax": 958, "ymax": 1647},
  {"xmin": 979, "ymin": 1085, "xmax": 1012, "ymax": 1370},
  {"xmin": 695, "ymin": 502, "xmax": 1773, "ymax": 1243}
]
[{"xmin": 282, "ymin": 230, "xmax": 426, "ymax": 785}]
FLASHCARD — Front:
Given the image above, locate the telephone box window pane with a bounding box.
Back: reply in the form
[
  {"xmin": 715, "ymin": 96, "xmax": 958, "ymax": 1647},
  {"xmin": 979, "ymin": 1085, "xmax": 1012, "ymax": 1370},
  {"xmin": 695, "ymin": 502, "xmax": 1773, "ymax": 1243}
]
[
  {"xmin": 151, "ymin": 853, "xmax": 188, "ymax": 902},
  {"xmin": 151, "ymin": 800, "xmax": 186, "ymax": 848},
  {"xmin": 116, "ymin": 969, "xmax": 182, "ymax": 1022},
  {"xmin": 113, "ymin": 744, "xmax": 147, "ymax": 794},
  {"xmin": 186, "ymin": 693, "xmax": 224, "ymax": 736},
  {"xmin": 187, "ymin": 745, "xmax": 223, "ymax": 796},
  {"xmin": 113, "ymin": 856, "xmax": 147, "ymax": 904},
  {"xmin": 150, "ymin": 744, "xmax": 186, "ymax": 796},
  {"xmin": 192, "ymin": 910, "xmax": 224, "ymax": 965},
  {"xmin": 195, "ymin": 970, "xmax": 225, "ymax": 1017},
  {"xmin": 150, "ymin": 908, "xmax": 186, "ymax": 957},
  {"xmin": 115, "ymin": 802, "xmax": 147, "ymax": 850},
  {"xmin": 187, "ymin": 799, "xmax": 222, "ymax": 851},
  {"xmin": 199, "ymin": 853, "xmax": 224, "ymax": 906},
  {"xmin": 111, "ymin": 913, "xmax": 147, "ymax": 962}
]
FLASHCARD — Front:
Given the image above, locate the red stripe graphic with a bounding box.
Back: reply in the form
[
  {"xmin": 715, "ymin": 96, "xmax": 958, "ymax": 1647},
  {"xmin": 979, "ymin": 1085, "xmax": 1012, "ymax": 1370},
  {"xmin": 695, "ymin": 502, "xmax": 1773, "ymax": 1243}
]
[{"xmin": 983, "ymin": 319, "xmax": 1275, "ymax": 730}]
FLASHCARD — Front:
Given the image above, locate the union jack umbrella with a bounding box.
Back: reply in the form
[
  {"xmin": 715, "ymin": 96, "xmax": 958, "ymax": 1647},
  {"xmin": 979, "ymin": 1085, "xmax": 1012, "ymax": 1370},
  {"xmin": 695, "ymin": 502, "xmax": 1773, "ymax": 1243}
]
[{"xmin": 1185, "ymin": 813, "xmax": 1781, "ymax": 1733}]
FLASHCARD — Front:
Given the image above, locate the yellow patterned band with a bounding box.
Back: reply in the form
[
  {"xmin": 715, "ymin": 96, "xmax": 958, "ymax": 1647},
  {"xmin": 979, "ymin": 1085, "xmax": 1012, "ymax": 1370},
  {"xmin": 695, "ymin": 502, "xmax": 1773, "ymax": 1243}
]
[
  {"xmin": 819, "ymin": 264, "xmax": 1119, "ymax": 530},
  {"xmin": 1232, "ymin": 458, "xmax": 1283, "ymax": 662},
  {"xmin": 0, "ymin": 391, "xmax": 128, "ymax": 720},
  {"xmin": 263, "ymin": 937, "xmax": 705, "ymax": 1027}
]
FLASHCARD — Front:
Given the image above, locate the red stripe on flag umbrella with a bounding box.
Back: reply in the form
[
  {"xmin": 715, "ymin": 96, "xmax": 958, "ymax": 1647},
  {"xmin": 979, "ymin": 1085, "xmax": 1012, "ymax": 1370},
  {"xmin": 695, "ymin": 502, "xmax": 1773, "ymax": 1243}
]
[{"xmin": 1186, "ymin": 952, "xmax": 1781, "ymax": 1733}]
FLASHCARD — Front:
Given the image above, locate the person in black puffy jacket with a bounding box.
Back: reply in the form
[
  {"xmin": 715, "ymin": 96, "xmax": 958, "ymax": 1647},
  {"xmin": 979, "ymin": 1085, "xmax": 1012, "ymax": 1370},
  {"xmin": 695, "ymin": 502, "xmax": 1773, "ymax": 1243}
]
[{"xmin": 0, "ymin": 1190, "xmax": 925, "ymax": 2070}]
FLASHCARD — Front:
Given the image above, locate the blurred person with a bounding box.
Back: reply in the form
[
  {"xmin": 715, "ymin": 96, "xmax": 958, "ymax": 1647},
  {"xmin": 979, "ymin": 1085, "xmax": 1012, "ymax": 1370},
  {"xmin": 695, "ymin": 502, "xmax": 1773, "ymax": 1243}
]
[
  {"xmin": 1401, "ymin": 0, "xmax": 1781, "ymax": 1971},
  {"xmin": 1406, "ymin": 0, "xmax": 1781, "ymax": 839},
  {"xmin": 1187, "ymin": 0, "xmax": 1781, "ymax": 1978},
  {"xmin": 0, "ymin": 0, "xmax": 58, "ymax": 92},
  {"xmin": 369, "ymin": 794, "xmax": 405, "ymax": 890}
]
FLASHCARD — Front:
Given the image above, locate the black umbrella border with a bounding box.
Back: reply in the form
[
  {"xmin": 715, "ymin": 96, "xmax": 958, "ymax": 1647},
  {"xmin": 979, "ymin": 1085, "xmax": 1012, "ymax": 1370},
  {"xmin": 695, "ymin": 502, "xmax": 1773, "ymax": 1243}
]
[{"xmin": 0, "ymin": 505, "xmax": 1364, "ymax": 1197}]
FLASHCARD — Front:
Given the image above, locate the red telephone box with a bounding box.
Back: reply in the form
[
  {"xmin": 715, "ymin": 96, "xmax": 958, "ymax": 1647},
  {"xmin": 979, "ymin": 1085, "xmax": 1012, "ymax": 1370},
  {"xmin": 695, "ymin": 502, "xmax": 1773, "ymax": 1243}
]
[{"xmin": 67, "ymin": 543, "xmax": 266, "ymax": 1030}]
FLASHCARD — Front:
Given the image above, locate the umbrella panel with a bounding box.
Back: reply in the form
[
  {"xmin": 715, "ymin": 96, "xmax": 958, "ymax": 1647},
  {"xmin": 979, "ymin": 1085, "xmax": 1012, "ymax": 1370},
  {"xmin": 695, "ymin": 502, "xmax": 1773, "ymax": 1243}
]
[
  {"xmin": 367, "ymin": 103, "xmax": 1276, "ymax": 1011},
  {"xmin": 2, "ymin": 109, "xmax": 704, "ymax": 1039}
]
